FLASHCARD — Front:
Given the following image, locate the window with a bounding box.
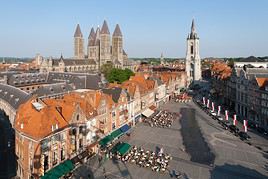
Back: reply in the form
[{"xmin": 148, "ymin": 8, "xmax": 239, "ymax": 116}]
[
  {"xmin": 61, "ymin": 147, "xmax": 65, "ymax": 161},
  {"xmin": 52, "ymin": 150, "xmax": 58, "ymax": 165},
  {"xmin": 44, "ymin": 155, "xmax": 49, "ymax": 171},
  {"xmin": 191, "ymin": 45, "xmax": 193, "ymax": 54},
  {"xmin": 79, "ymin": 138, "xmax": 83, "ymax": 148},
  {"xmin": 76, "ymin": 115, "xmax": 79, "ymax": 121}
]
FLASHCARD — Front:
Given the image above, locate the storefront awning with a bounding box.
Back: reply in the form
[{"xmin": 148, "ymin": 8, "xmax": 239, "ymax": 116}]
[
  {"xmin": 110, "ymin": 129, "xmax": 123, "ymax": 139},
  {"xmin": 118, "ymin": 143, "xmax": 131, "ymax": 156},
  {"xmin": 142, "ymin": 108, "xmax": 154, "ymax": 118},
  {"xmin": 120, "ymin": 124, "xmax": 130, "ymax": 133},
  {"xmin": 99, "ymin": 135, "xmax": 113, "ymax": 146},
  {"xmin": 41, "ymin": 160, "xmax": 74, "ymax": 179},
  {"xmin": 111, "ymin": 142, "xmax": 132, "ymax": 156}
]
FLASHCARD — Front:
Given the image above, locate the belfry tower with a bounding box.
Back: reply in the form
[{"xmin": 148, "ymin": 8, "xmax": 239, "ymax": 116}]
[{"xmin": 185, "ymin": 19, "xmax": 201, "ymax": 85}]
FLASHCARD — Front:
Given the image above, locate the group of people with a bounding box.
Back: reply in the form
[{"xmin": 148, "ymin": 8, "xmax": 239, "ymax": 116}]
[
  {"xmin": 118, "ymin": 146, "xmax": 172, "ymax": 173},
  {"xmin": 145, "ymin": 110, "xmax": 176, "ymax": 128}
]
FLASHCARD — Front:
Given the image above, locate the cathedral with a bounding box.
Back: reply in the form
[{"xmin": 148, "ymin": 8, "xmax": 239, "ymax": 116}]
[
  {"xmin": 185, "ymin": 19, "xmax": 202, "ymax": 85},
  {"xmin": 40, "ymin": 20, "xmax": 129, "ymax": 73},
  {"xmin": 74, "ymin": 20, "xmax": 128, "ymax": 69}
]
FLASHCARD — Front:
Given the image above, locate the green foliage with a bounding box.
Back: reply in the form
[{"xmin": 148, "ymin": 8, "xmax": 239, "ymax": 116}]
[
  {"xmin": 227, "ymin": 58, "xmax": 235, "ymax": 67},
  {"xmin": 100, "ymin": 63, "xmax": 113, "ymax": 77},
  {"xmin": 106, "ymin": 68, "xmax": 134, "ymax": 84}
]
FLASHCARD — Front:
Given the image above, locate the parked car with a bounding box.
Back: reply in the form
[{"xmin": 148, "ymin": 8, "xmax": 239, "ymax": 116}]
[
  {"xmin": 216, "ymin": 116, "xmax": 223, "ymax": 121},
  {"xmin": 222, "ymin": 121, "xmax": 232, "ymax": 130},
  {"xmin": 210, "ymin": 110, "xmax": 217, "ymax": 116},
  {"xmin": 219, "ymin": 120, "xmax": 232, "ymax": 130},
  {"xmin": 238, "ymin": 131, "xmax": 251, "ymax": 140},
  {"xmin": 229, "ymin": 125, "xmax": 239, "ymax": 134}
]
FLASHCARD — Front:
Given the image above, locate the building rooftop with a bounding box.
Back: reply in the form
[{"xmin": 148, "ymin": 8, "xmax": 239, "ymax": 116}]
[{"xmin": 0, "ymin": 83, "xmax": 31, "ymax": 110}]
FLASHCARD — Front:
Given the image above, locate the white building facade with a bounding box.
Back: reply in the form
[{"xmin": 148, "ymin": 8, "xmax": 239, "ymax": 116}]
[{"xmin": 185, "ymin": 19, "xmax": 202, "ymax": 85}]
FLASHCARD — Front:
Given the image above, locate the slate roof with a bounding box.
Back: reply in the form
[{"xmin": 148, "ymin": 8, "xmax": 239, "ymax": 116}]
[
  {"xmin": 235, "ymin": 67, "xmax": 268, "ymax": 79},
  {"xmin": 0, "ymin": 83, "xmax": 31, "ymax": 110},
  {"xmin": 88, "ymin": 28, "xmax": 96, "ymax": 46},
  {"xmin": 74, "ymin": 24, "xmax": 83, "ymax": 37},
  {"xmin": 50, "ymin": 58, "xmax": 96, "ymax": 66},
  {"xmin": 31, "ymin": 83, "xmax": 74, "ymax": 97},
  {"xmin": 102, "ymin": 87, "xmax": 122, "ymax": 103},
  {"xmin": 7, "ymin": 73, "xmax": 48, "ymax": 87},
  {"xmin": 100, "ymin": 20, "xmax": 110, "ymax": 34},
  {"xmin": 113, "ymin": 24, "xmax": 122, "ymax": 37},
  {"xmin": 114, "ymin": 59, "xmax": 122, "ymax": 65},
  {"xmin": 188, "ymin": 19, "xmax": 198, "ymax": 39},
  {"xmin": 47, "ymin": 72, "xmax": 104, "ymax": 90}
]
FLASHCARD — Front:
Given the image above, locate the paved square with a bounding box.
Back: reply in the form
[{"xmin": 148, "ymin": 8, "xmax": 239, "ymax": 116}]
[{"xmin": 73, "ymin": 101, "xmax": 268, "ymax": 179}]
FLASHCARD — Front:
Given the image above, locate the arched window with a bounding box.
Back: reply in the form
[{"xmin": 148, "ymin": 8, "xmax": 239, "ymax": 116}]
[
  {"xmin": 76, "ymin": 114, "xmax": 79, "ymax": 121},
  {"xmin": 191, "ymin": 45, "xmax": 194, "ymax": 54}
]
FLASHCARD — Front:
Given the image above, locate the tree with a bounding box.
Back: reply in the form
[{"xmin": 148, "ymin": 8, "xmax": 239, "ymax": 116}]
[
  {"xmin": 100, "ymin": 63, "xmax": 113, "ymax": 78},
  {"xmin": 227, "ymin": 58, "xmax": 235, "ymax": 68},
  {"xmin": 106, "ymin": 68, "xmax": 134, "ymax": 84}
]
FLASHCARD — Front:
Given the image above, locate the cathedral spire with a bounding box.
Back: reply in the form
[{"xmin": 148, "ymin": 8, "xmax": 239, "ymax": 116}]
[
  {"xmin": 113, "ymin": 24, "xmax": 122, "ymax": 37},
  {"xmin": 74, "ymin": 24, "xmax": 83, "ymax": 37},
  {"xmin": 88, "ymin": 27, "xmax": 95, "ymax": 39},
  {"xmin": 94, "ymin": 26, "xmax": 101, "ymax": 45},
  {"xmin": 88, "ymin": 28, "xmax": 95, "ymax": 46},
  {"xmin": 100, "ymin": 20, "xmax": 110, "ymax": 34}
]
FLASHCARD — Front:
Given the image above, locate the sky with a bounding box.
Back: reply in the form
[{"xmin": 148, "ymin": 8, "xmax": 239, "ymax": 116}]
[{"xmin": 0, "ymin": 0, "xmax": 267, "ymax": 58}]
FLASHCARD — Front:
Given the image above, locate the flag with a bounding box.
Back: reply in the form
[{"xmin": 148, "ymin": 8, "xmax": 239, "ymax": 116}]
[
  {"xmin": 207, "ymin": 99, "xmax": 210, "ymax": 108},
  {"xmin": 212, "ymin": 102, "xmax": 215, "ymax": 111},
  {"xmin": 203, "ymin": 97, "xmax": 205, "ymax": 105},
  {"xmin": 233, "ymin": 114, "xmax": 237, "ymax": 125},
  {"xmin": 243, "ymin": 120, "xmax": 248, "ymax": 132},
  {"xmin": 225, "ymin": 110, "xmax": 228, "ymax": 121},
  {"xmin": 218, "ymin": 106, "xmax": 221, "ymax": 116}
]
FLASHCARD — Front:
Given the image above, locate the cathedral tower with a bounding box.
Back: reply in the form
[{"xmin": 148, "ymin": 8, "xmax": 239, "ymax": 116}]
[
  {"xmin": 100, "ymin": 20, "xmax": 111, "ymax": 66},
  {"xmin": 185, "ymin": 19, "xmax": 201, "ymax": 84},
  {"xmin": 74, "ymin": 24, "xmax": 84, "ymax": 59},
  {"xmin": 87, "ymin": 27, "xmax": 96, "ymax": 60},
  {"xmin": 112, "ymin": 24, "xmax": 123, "ymax": 66}
]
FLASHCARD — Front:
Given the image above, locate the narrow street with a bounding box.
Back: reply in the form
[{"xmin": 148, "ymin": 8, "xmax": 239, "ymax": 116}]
[{"xmin": 0, "ymin": 111, "xmax": 16, "ymax": 179}]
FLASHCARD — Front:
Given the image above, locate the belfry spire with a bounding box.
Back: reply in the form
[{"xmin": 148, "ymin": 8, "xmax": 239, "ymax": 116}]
[{"xmin": 191, "ymin": 19, "xmax": 195, "ymax": 34}]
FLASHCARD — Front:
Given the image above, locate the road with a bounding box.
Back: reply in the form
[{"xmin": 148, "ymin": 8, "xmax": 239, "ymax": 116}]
[
  {"xmin": 0, "ymin": 111, "xmax": 16, "ymax": 179},
  {"xmin": 194, "ymin": 93, "xmax": 268, "ymax": 152}
]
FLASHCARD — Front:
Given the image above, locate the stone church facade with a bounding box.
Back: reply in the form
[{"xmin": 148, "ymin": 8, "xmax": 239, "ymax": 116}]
[{"xmin": 40, "ymin": 20, "xmax": 129, "ymax": 73}]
